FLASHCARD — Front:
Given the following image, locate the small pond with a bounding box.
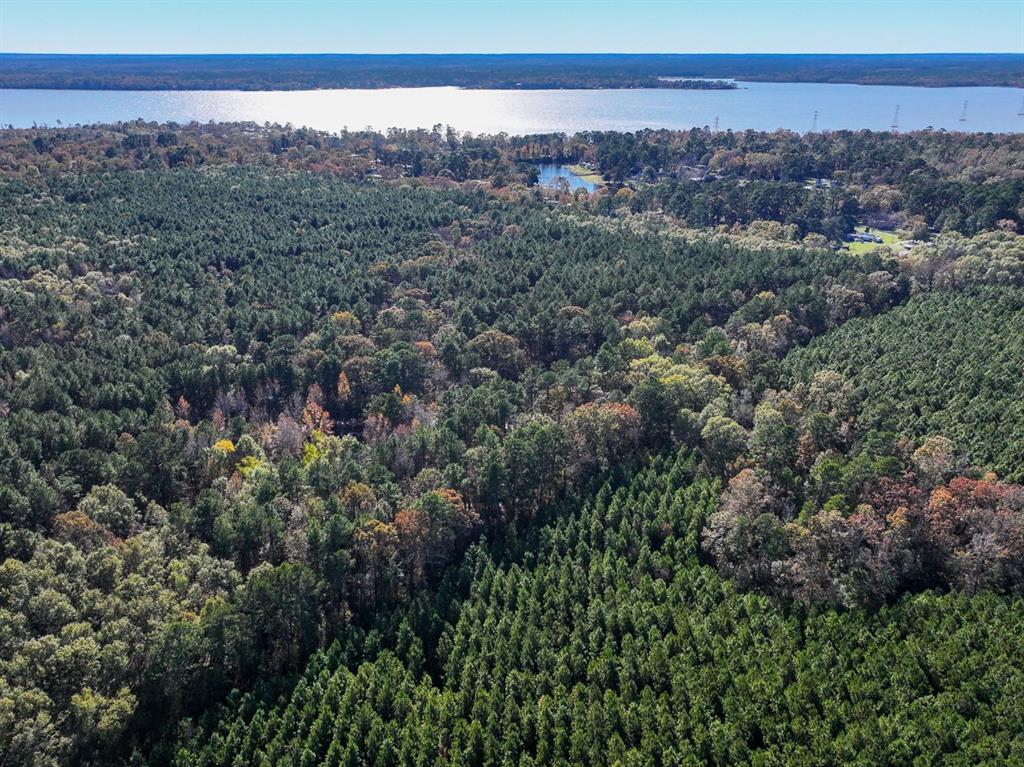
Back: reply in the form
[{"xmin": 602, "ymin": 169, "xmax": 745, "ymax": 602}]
[{"xmin": 536, "ymin": 163, "xmax": 600, "ymax": 192}]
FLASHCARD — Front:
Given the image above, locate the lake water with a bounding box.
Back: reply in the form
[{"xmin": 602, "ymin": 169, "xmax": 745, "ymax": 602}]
[
  {"xmin": 2, "ymin": 82, "xmax": 1022, "ymax": 134},
  {"xmin": 536, "ymin": 163, "xmax": 600, "ymax": 192}
]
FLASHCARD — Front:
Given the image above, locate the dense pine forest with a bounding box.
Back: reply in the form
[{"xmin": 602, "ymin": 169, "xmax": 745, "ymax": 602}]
[
  {"xmin": 786, "ymin": 287, "xmax": 1024, "ymax": 482},
  {"xmin": 171, "ymin": 454, "xmax": 1024, "ymax": 766},
  {"xmin": 0, "ymin": 124, "xmax": 1022, "ymax": 766}
]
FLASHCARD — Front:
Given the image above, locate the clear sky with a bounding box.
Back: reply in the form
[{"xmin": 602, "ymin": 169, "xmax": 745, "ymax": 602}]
[{"xmin": 1, "ymin": 0, "xmax": 1021, "ymax": 55}]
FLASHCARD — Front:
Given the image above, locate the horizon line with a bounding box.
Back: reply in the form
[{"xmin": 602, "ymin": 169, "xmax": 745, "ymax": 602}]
[{"xmin": 3, "ymin": 51, "xmax": 1022, "ymax": 57}]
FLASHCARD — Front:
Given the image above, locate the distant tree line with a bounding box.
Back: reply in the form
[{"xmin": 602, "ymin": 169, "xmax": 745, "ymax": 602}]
[{"xmin": 1, "ymin": 53, "xmax": 1020, "ymax": 90}]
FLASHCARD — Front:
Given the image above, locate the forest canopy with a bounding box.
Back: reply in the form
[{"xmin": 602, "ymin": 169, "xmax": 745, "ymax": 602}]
[{"xmin": 0, "ymin": 124, "xmax": 1022, "ymax": 766}]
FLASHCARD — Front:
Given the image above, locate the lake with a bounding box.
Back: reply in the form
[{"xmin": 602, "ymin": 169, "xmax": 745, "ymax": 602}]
[
  {"xmin": 536, "ymin": 163, "xmax": 600, "ymax": 192},
  {"xmin": 2, "ymin": 81, "xmax": 1022, "ymax": 134}
]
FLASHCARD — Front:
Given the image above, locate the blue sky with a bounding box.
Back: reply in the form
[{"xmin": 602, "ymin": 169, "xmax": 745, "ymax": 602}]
[{"xmin": 1, "ymin": 0, "xmax": 1021, "ymax": 54}]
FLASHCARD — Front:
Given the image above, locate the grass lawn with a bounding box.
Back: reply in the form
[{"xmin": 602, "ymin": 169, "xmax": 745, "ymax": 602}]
[
  {"xmin": 566, "ymin": 164, "xmax": 606, "ymax": 187},
  {"xmin": 846, "ymin": 225, "xmax": 903, "ymax": 253}
]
